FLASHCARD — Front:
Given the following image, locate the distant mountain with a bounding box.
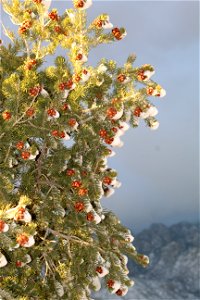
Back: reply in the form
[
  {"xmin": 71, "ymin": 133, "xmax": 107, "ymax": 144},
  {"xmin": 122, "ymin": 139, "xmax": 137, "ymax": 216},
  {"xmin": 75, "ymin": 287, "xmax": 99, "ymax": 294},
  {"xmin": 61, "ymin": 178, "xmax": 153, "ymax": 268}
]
[{"xmin": 93, "ymin": 222, "xmax": 200, "ymax": 299}]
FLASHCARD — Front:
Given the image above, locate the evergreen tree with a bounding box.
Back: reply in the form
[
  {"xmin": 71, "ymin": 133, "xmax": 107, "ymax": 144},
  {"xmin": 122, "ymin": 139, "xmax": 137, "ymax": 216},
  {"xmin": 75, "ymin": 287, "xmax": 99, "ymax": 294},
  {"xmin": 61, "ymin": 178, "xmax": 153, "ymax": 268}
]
[{"xmin": 0, "ymin": 0, "xmax": 166, "ymax": 299}]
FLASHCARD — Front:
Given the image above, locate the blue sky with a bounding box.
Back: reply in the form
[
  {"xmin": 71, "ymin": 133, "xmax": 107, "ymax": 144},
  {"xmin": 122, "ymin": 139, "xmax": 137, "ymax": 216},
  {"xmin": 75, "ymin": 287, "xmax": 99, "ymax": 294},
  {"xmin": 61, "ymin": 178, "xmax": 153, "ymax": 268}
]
[{"xmin": 1, "ymin": 1, "xmax": 199, "ymax": 232}]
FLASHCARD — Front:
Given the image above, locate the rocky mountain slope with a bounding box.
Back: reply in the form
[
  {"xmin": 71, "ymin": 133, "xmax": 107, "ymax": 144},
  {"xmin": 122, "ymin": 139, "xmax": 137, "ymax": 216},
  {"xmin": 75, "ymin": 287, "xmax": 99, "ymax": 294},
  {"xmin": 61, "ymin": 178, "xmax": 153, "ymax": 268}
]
[{"xmin": 93, "ymin": 222, "xmax": 200, "ymax": 299}]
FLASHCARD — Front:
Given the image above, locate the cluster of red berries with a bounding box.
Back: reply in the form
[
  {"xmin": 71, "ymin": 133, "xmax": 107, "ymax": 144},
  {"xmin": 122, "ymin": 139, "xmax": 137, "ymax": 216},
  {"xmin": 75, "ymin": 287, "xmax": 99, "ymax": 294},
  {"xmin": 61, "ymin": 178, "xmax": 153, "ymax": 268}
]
[
  {"xmin": 29, "ymin": 86, "xmax": 41, "ymax": 97},
  {"xmin": 51, "ymin": 130, "xmax": 67, "ymax": 139},
  {"xmin": 47, "ymin": 108, "xmax": 57, "ymax": 117},
  {"xmin": 112, "ymin": 27, "xmax": 123, "ymax": 40},
  {"xmin": 133, "ymin": 107, "xmax": 142, "ymax": 117},
  {"xmin": 137, "ymin": 70, "xmax": 148, "ymax": 81},
  {"xmin": 24, "ymin": 59, "xmax": 37, "ymax": 70},
  {"xmin": 16, "ymin": 234, "xmax": 29, "ymax": 246},
  {"xmin": 68, "ymin": 118, "xmax": 77, "ymax": 127},
  {"xmin": 98, "ymin": 128, "xmax": 115, "ymax": 145},
  {"xmin": 16, "ymin": 141, "xmax": 33, "ymax": 160},
  {"xmin": 18, "ymin": 20, "xmax": 32, "ymax": 35},
  {"xmin": 58, "ymin": 79, "xmax": 73, "ymax": 90},
  {"xmin": 75, "ymin": 53, "xmax": 83, "ymax": 61},
  {"xmin": 48, "ymin": 10, "xmax": 59, "ymax": 21},
  {"xmin": 106, "ymin": 107, "xmax": 118, "ymax": 119},
  {"xmin": 117, "ymin": 74, "xmax": 126, "ymax": 82}
]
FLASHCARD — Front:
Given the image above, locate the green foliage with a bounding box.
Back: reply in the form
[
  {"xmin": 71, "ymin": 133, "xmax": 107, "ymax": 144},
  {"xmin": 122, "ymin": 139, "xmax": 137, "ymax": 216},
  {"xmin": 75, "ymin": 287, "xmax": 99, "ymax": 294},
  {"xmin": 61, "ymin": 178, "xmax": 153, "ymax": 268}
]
[{"xmin": 0, "ymin": 0, "xmax": 166, "ymax": 299}]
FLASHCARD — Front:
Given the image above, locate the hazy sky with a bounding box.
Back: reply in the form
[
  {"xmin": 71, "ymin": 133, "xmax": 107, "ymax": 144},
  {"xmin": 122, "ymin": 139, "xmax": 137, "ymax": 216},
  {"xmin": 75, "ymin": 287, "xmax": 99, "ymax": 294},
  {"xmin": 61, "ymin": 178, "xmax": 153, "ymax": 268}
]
[{"xmin": 1, "ymin": 1, "xmax": 199, "ymax": 232}]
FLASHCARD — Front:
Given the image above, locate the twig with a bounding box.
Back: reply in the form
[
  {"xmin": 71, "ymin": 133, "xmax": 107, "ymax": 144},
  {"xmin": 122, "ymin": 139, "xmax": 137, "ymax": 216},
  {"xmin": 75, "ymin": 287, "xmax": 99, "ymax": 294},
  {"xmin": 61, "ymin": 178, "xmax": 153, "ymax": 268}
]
[
  {"xmin": 47, "ymin": 228, "xmax": 106, "ymax": 254},
  {"xmin": 35, "ymin": 142, "xmax": 47, "ymax": 193},
  {"xmin": 79, "ymin": 114, "xmax": 96, "ymax": 125},
  {"xmin": 39, "ymin": 178, "xmax": 64, "ymax": 191},
  {"xmin": 27, "ymin": 121, "xmax": 50, "ymax": 132},
  {"xmin": 24, "ymin": 39, "xmax": 30, "ymax": 58},
  {"xmin": 4, "ymin": 143, "xmax": 12, "ymax": 164},
  {"xmin": 0, "ymin": 133, "xmax": 5, "ymax": 140},
  {"xmin": 36, "ymin": 40, "xmax": 41, "ymax": 59},
  {"xmin": 12, "ymin": 95, "xmax": 38, "ymax": 127}
]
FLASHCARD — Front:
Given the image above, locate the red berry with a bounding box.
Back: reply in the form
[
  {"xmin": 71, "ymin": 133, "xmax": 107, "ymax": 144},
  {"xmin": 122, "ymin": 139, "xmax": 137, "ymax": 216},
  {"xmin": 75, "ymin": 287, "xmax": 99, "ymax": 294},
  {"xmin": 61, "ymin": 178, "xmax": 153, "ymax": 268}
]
[
  {"xmin": 73, "ymin": 74, "xmax": 81, "ymax": 82},
  {"xmin": 0, "ymin": 220, "xmax": 6, "ymax": 232},
  {"xmin": 68, "ymin": 118, "xmax": 76, "ymax": 127},
  {"xmin": 18, "ymin": 26, "xmax": 27, "ymax": 34},
  {"xmin": 83, "ymin": 69, "xmax": 88, "ymax": 75},
  {"xmin": 74, "ymin": 201, "xmax": 85, "ymax": 212},
  {"xmin": 65, "ymin": 79, "xmax": 74, "ymax": 89},
  {"xmin": 74, "ymin": 0, "xmax": 84, "ymax": 8},
  {"xmin": 15, "ymin": 207, "xmax": 26, "ymax": 221},
  {"xmin": 116, "ymin": 289, "xmax": 123, "ymax": 296},
  {"xmin": 137, "ymin": 70, "xmax": 147, "ymax": 81},
  {"xmin": 24, "ymin": 59, "xmax": 37, "ymax": 70},
  {"xmin": 117, "ymin": 74, "xmax": 126, "ymax": 82},
  {"xmin": 23, "ymin": 20, "xmax": 32, "ymax": 29},
  {"xmin": 76, "ymin": 53, "xmax": 83, "ymax": 61},
  {"xmin": 16, "ymin": 261, "xmax": 23, "ymax": 267},
  {"xmin": 106, "ymin": 107, "xmax": 117, "ymax": 119},
  {"xmin": 59, "ymin": 131, "xmax": 66, "ymax": 139},
  {"xmin": 47, "ymin": 108, "xmax": 56, "ymax": 117},
  {"xmin": 66, "ymin": 169, "xmax": 75, "ymax": 176},
  {"xmin": 107, "ymin": 279, "xmax": 115, "ymax": 288},
  {"xmin": 58, "ymin": 82, "xmax": 66, "ymax": 90},
  {"xmin": 16, "ymin": 141, "xmax": 24, "ymax": 150},
  {"xmin": 104, "ymin": 137, "xmax": 114, "ymax": 145},
  {"xmin": 99, "ymin": 129, "xmax": 107, "ymax": 138},
  {"xmin": 86, "ymin": 212, "xmax": 94, "ymax": 222},
  {"xmin": 133, "ymin": 107, "xmax": 142, "ymax": 117},
  {"xmin": 78, "ymin": 188, "xmax": 88, "ymax": 196},
  {"xmin": 112, "ymin": 127, "xmax": 118, "ymax": 133},
  {"xmin": 72, "ymin": 180, "xmax": 82, "ymax": 188},
  {"xmin": 94, "ymin": 19, "xmax": 103, "ymax": 28},
  {"xmin": 2, "ymin": 111, "xmax": 11, "ymax": 120},
  {"xmin": 16, "ymin": 234, "xmax": 29, "ymax": 246},
  {"xmin": 146, "ymin": 86, "xmax": 154, "ymax": 95},
  {"xmin": 51, "ymin": 130, "xmax": 59, "ymax": 137},
  {"xmin": 54, "ymin": 25, "xmax": 62, "ymax": 33},
  {"xmin": 96, "ymin": 266, "xmax": 103, "ymax": 274},
  {"xmin": 26, "ymin": 108, "xmax": 35, "ymax": 117},
  {"xmin": 103, "ymin": 176, "xmax": 112, "ymax": 185},
  {"xmin": 112, "ymin": 27, "xmax": 122, "ymax": 40},
  {"xmin": 29, "ymin": 86, "xmax": 40, "ymax": 97},
  {"xmin": 48, "ymin": 11, "xmax": 59, "ymax": 21},
  {"xmin": 21, "ymin": 151, "xmax": 31, "ymax": 160},
  {"xmin": 61, "ymin": 103, "xmax": 69, "ymax": 111}
]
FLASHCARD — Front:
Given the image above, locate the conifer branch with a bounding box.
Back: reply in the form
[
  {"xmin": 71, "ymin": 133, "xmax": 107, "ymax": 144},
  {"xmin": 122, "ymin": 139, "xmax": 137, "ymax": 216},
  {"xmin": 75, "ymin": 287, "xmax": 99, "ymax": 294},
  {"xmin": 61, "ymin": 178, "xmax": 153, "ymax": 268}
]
[
  {"xmin": 0, "ymin": 288, "xmax": 15, "ymax": 300},
  {"xmin": 47, "ymin": 228, "xmax": 106, "ymax": 254},
  {"xmin": 12, "ymin": 95, "xmax": 38, "ymax": 127}
]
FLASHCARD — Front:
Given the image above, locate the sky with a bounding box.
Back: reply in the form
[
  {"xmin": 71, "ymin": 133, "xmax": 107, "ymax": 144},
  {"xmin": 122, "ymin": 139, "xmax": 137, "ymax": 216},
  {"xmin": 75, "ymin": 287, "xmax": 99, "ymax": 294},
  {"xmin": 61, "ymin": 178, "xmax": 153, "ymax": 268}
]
[{"xmin": 0, "ymin": 1, "xmax": 199, "ymax": 232}]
